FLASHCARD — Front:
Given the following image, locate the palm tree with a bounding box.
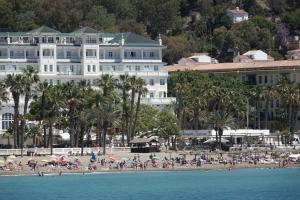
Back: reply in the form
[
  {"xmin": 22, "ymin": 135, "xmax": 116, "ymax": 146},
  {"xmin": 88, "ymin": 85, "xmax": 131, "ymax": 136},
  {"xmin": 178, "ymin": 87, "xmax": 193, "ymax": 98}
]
[
  {"xmin": 276, "ymin": 77, "xmax": 300, "ymax": 134},
  {"xmin": 20, "ymin": 66, "xmax": 39, "ymax": 154},
  {"xmin": 46, "ymin": 86, "xmax": 64, "ymax": 155},
  {"xmin": 117, "ymin": 74, "xmax": 131, "ymax": 145},
  {"xmin": 128, "ymin": 76, "xmax": 137, "ymax": 139},
  {"xmin": 5, "ymin": 74, "xmax": 25, "ymax": 148},
  {"xmin": 130, "ymin": 78, "xmax": 147, "ymax": 138},
  {"xmin": 99, "ymin": 94, "xmax": 121, "ymax": 155},
  {"xmin": 96, "ymin": 74, "xmax": 118, "ymax": 150},
  {"xmin": 34, "ymin": 82, "xmax": 51, "ymax": 148}
]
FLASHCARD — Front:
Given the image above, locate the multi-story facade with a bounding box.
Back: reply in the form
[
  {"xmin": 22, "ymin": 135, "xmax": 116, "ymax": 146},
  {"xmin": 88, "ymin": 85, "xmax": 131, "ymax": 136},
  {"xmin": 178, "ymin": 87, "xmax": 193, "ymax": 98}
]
[{"xmin": 0, "ymin": 26, "xmax": 174, "ymax": 133}]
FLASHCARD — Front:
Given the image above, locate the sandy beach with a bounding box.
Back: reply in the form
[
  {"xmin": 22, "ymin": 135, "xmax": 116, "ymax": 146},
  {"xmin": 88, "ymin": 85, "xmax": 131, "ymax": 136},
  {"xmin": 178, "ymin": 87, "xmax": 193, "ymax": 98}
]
[{"xmin": 1, "ymin": 150, "xmax": 299, "ymax": 176}]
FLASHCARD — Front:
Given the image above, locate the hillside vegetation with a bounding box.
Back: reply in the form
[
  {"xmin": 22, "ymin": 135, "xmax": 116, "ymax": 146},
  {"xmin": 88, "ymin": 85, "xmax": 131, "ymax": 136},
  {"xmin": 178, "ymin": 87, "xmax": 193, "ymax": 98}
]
[{"xmin": 0, "ymin": 0, "xmax": 299, "ymax": 63}]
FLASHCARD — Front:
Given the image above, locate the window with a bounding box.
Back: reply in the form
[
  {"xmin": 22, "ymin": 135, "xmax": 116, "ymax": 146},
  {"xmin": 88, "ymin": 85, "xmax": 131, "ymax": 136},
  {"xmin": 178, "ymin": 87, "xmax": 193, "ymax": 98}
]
[
  {"xmin": 264, "ymin": 76, "xmax": 268, "ymax": 84},
  {"xmin": 57, "ymin": 80, "xmax": 60, "ymax": 85},
  {"xmin": 57, "ymin": 65, "xmax": 60, "ymax": 72},
  {"xmin": 150, "ymin": 79, "xmax": 154, "ymax": 86},
  {"xmin": 67, "ymin": 51, "xmax": 71, "ymax": 58},
  {"xmin": 49, "ymin": 65, "xmax": 53, "ymax": 72},
  {"xmin": 70, "ymin": 65, "xmax": 74, "ymax": 72},
  {"xmin": 42, "ymin": 49, "xmax": 52, "ymax": 57},
  {"xmin": 87, "ymin": 65, "xmax": 91, "ymax": 72},
  {"xmin": 108, "ymin": 52, "xmax": 113, "ymax": 58},
  {"xmin": 127, "ymin": 65, "xmax": 131, "ymax": 71},
  {"xmin": 258, "ymin": 76, "xmax": 262, "ymax": 84},
  {"xmin": 144, "ymin": 65, "xmax": 150, "ymax": 71},
  {"xmin": 159, "ymin": 92, "xmax": 163, "ymax": 98},
  {"xmin": 154, "ymin": 65, "xmax": 158, "ymax": 71},
  {"xmin": 92, "ymin": 65, "xmax": 96, "ymax": 72},
  {"xmin": 2, "ymin": 113, "xmax": 13, "ymax": 130},
  {"xmin": 150, "ymin": 52, "xmax": 154, "ymax": 57},
  {"xmin": 48, "ymin": 37, "xmax": 54, "ymax": 43},
  {"xmin": 130, "ymin": 52, "xmax": 136, "ymax": 57},
  {"xmin": 49, "ymin": 79, "xmax": 53, "ymax": 85},
  {"xmin": 86, "ymin": 49, "xmax": 96, "ymax": 57},
  {"xmin": 99, "ymin": 65, "xmax": 103, "ymax": 71},
  {"xmin": 0, "ymin": 65, "xmax": 5, "ymax": 70},
  {"xmin": 112, "ymin": 66, "xmax": 116, "ymax": 71},
  {"xmin": 150, "ymin": 92, "xmax": 154, "ymax": 98},
  {"xmin": 135, "ymin": 65, "xmax": 140, "ymax": 71},
  {"xmin": 44, "ymin": 65, "xmax": 47, "ymax": 72},
  {"xmin": 12, "ymin": 65, "xmax": 16, "ymax": 70},
  {"xmin": 164, "ymin": 92, "xmax": 167, "ymax": 98},
  {"xmin": 160, "ymin": 79, "xmax": 165, "ymax": 85}
]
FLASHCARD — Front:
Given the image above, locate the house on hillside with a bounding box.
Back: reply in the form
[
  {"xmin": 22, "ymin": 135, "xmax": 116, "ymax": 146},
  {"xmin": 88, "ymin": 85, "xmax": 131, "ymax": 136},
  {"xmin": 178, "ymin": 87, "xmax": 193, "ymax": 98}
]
[
  {"xmin": 227, "ymin": 7, "xmax": 249, "ymax": 23},
  {"xmin": 233, "ymin": 50, "xmax": 274, "ymax": 63},
  {"xmin": 178, "ymin": 53, "xmax": 218, "ymax": 65}
]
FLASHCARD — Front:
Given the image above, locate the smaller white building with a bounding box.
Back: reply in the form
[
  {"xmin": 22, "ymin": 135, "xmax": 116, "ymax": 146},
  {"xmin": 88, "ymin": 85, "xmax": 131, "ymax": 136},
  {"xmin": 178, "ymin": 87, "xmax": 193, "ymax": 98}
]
[
  {"xmin": 233, "ymin": 50, "xmax": 274, "ymax": 63},
  {"xmin": 177, "ymin": 53, "xmax": 218, "ymax": 65},
  {"xmin": 227, "ymin": 7, "xmax": 249, "ymax": 23}
]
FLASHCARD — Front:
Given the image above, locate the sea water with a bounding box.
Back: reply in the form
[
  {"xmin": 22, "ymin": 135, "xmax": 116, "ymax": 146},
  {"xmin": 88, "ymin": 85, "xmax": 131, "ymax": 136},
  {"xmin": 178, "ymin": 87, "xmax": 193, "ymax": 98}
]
[{"xmin": 0, "ymin": 169, "xmax": 299, "ymax": 200}]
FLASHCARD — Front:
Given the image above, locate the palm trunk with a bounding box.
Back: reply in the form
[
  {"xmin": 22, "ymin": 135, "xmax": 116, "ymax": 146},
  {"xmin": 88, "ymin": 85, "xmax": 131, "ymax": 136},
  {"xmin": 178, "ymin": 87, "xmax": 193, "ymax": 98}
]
[
  {"xmin": 257, "ymin": 102, "xmax": 261, "ymax": 129},
  {"xmin": 131, "ymin": 92, "xmax": 142, "ymax": 137},
  {"xmin": 96, "ymin": 114, "xmax": 102, "ymax": 146},
  {"xmin": 33, "ymin": 131, "xmax": 36, "ymax": 146},
  {"xmin": 12, "ymin": 94, "xmax": 20, "ymax": 148},
  {"xmin": 69, "ymin": 110, "xmax": 75, "ymax": 147},
  {"xmin": 125, "ymin": 108, "xmax": 130, "ymax": 145},
  {"xmin": 49, "ymin": 124, "xmax": 53, "ymax": 155},
  {"xmin": 20, "ymin": 93, "xmax": 30, "ymax": 156},
  {"xmin": 80, "ymin": 124, "xmax": 85, "ymax": 156},
  {"xmin": 288, "ymin": 103, "xmax": 292, "ymax": 132},
  {"xmin": 43, "ymin": 124, "xmax": 47, "ymax": 147},
  {"xmin": 103, "ymin": 128, "xmax": 107, "ymax": 155},
  {"xmin": 264, "ymin": 100, "xmax": 269, "ymax": 129},
  {"xmin": 193, "ymin": 105, "xmax": 200, "ymax": 130},
  {"xmin": 128, "ymin": 88, "xmax": 135, "ymax": 139},
  {"xmin": 121, "ymin": 89, "xmax": 127, "ymax": 145}
]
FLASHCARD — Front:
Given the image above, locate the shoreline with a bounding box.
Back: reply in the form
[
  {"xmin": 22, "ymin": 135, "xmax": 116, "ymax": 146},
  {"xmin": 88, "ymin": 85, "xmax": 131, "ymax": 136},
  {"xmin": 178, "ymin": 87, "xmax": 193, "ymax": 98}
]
[{"xmin": 1, "ymin": 163, "xmax": 299, "ymax": 177}]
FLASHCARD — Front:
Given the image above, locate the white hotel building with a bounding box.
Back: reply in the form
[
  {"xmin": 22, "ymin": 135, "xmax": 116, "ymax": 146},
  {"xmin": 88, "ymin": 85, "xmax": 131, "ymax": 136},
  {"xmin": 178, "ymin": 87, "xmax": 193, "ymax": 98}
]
[{"xmin": 0, "ymin": 26, "xmax": 174, "ymax": 133}]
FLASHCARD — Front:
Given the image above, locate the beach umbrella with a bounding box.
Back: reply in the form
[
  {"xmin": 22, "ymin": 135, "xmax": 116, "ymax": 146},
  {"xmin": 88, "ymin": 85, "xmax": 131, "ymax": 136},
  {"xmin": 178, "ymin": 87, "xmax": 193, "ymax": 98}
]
[
  {"xmin": 152, "ymin": 156, "xmax": 160, "ymax": 160},
  {"xmin": 109, "ymin": 156, "xmax": 117, "ymax": 161},
  {"xmin": 8, "ymin": 155, "xmax": 16, "ymax": 159}
]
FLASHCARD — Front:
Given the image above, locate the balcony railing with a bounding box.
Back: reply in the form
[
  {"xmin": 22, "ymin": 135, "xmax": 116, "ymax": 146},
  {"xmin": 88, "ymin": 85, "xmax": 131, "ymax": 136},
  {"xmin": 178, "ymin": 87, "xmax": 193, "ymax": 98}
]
[{"xmin": 57, "ymin": 71, "xmax": 82, "ymax": 76}]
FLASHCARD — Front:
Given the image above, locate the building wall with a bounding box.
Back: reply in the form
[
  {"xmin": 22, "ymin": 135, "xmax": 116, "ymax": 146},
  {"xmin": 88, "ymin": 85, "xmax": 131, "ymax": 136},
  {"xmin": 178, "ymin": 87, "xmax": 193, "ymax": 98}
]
[{"xmin": 0, "ymin": 32, "xmax": 175, "ymax": 133}]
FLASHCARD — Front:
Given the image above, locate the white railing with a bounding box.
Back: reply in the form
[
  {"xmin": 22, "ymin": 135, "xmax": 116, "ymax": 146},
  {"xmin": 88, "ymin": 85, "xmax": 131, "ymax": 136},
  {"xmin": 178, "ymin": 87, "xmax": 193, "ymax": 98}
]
[{"xmin": 0, "ymin": 147, "xmax": 130, "ymax": 156}]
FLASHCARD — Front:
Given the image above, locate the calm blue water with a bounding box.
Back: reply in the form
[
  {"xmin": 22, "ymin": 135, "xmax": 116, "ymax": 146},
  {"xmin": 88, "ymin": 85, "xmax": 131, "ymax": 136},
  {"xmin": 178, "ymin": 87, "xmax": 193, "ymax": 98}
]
[{"xmin": 0, "ymin": 169, "xmax": 299, "ymax": 200}]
